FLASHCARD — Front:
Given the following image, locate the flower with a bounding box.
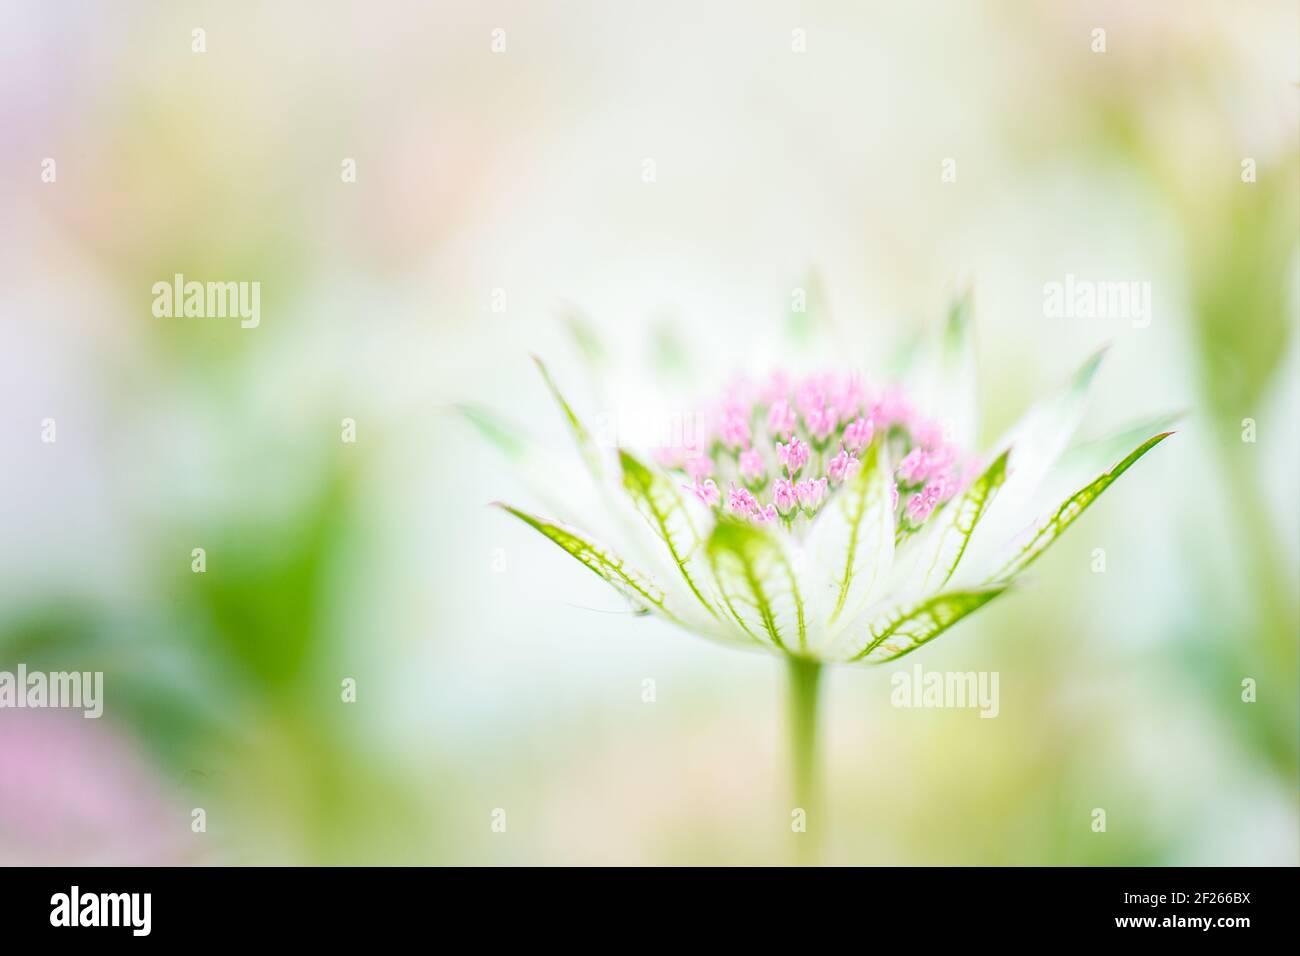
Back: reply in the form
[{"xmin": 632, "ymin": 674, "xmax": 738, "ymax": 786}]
[
  {"xmin": 727, "ymin": 482, "xmax": 759, "ymax": 516},
  {"xmin": 469, "ymin": 296, "xmax": 1175, "ymax": 854},
  {"xmin": 776, "ymin": 436, "xmax": 810, "ymax": 477},
  {"xmin": 795, "ymin": 476, "xmax": 829, "ymax": 513},
  {"xmin": 773, "ymin": 477, "xmax": 798, "ymax": 515},
  {"xmin": 906, "ymin": 483, "xmax": 941, "ymax": 523},
  {"xmin": 686, "ymin": 478, "xmax": 720, "ymax": 507},
  {"xmin": 896, "ymin": 447, "xmax": 930, "ymax": 484},
  {"xmin": 842, "ymin": 416, "xmax": 873, "ymax": 453},
  {"xmin": 480, "ymin": 319, "xmax": 1173, "ymax": 669}
]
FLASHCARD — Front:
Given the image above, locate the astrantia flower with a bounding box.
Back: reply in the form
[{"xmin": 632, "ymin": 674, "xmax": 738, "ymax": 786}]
[{"xmin": 465, "ymin": 295, "xmax": 1174, "ymax": 856}]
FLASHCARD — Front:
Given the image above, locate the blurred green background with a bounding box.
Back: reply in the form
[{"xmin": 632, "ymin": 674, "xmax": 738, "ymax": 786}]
[{"xmin": 0, "ymin": 1, "xmax": 1296, "ymax": 864}]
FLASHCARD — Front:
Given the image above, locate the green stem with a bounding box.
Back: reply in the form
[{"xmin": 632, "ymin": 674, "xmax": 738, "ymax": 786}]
[{"xmin": 786, "ymin": 655, "xmax": 823, "ymax": 865}]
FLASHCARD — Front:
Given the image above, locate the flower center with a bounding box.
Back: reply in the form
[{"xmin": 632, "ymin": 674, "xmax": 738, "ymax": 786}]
[{"xmin": 655, "ymin": 370, "xmax": 974, "ymax": 534}]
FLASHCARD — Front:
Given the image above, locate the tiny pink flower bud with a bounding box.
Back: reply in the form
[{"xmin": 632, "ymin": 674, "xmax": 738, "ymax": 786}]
[
  {"xmin": 795, "ymin": 477, "xmax": 828, "ymax": 512},
  {"xmin": 753, "ymin": 503, "xmax": 779, "ymax": 525},
  {"xmin": 932, "ymin": 475, "xmax": 957, "ymax": 503},
  {"xmin": 906, "ymin": 492, "xmax": 933, "ymax": 523},
  {"xmin": 738, "ymin": 447, "xmax": 766, "ymax": 484},
  {"xmin": 776, "ymin": 437, "xmax": 810, "ymax": 477},
  {"xmin": 842, "ymin": 416, "xmax": 873, "ymax": 453},
  {"xmin": 767, "ymin": 399, "xmax": 797, "ymax": 438},
  {"xmin": 897, "ymin": 447, "xmax": 930, "ymax": 485},
  {"xmin": 794, "ymin": 480, "xmax": 812, "ymax": 505},
  {"xmin": 728, "ymin": 483, "xmax": 758, "ymax": 515},
  {"xmin": 773, "ymin": 478, "xmax": 798, "ymax": 515},
  {"xmin": 828, "ymin": 445, "xmax": 861, "ymax": 485},
  {"xmin": 906, "ymin": 482, "xmax": 943, "ymax": 523},
  {"xmin": 685, "ymin": 478, "xmax": 720, "ymax": 507}
]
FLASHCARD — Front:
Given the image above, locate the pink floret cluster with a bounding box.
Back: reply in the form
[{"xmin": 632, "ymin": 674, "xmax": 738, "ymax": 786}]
[{"xmin": 655, "ymin": 370, "xmax": 976, "ymax": 532}]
